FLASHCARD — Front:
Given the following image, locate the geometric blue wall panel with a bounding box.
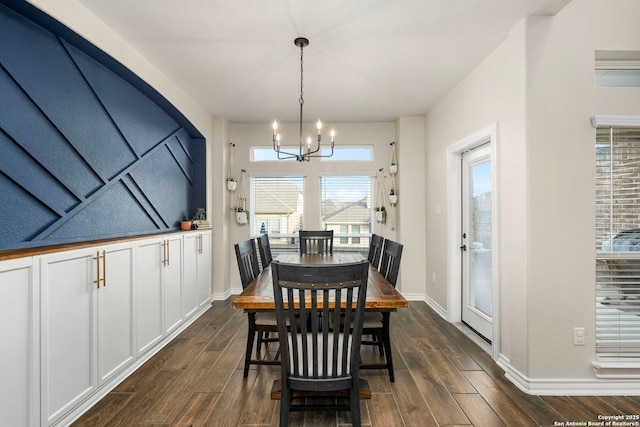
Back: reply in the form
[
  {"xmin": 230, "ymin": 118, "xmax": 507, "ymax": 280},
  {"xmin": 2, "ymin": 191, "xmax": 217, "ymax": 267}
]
[{"xmin": 0, "ymin": 1, "xmax": 207, "ymax": 250}]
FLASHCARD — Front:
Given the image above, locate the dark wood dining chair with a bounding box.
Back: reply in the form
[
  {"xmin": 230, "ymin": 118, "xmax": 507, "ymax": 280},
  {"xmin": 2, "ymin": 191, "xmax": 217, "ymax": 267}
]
[
  {"xmin": 256, "ymin": 233, "xmax": 273, "ymax": 268},
  {"xmin": 234, "ymin": 239, "xmax": 279, "ymax": 377},
  {"xmin": 367, "ymin": 233, "xmax": 384, "ymax": 269},
  {"xmin": 360, "ymin": 238, "xmax": 403, "ymax": 382},
  {"xmin": 299, "ymin": 230, "xmax": 334, "ymax": 255},
  {"xmin": 270, "ymin": 260, "xmax": 370, "ymax": 426}
]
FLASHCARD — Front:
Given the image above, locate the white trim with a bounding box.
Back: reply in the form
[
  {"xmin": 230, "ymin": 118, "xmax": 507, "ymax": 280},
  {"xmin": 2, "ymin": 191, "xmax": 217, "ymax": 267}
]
[
  {"xmin": 592, "ymin": 359, "xmax": 640, "ymax": 379},
  {"xmin": 424, "ymin": 294, "xmax": 448, "ymax": 320},
  {"xmin": 595, "ymin": 59, "xmax": 640, "ymax": 70},
  {"xmin": 501, "ymin": 362, "xmax": 640, "ymax": 396},
  {"xmin": 397, "ymin": 292, "xmax": 429, "ymax": 302},
  {"xmin": 447, "ymin": 123, "xmax": 500, "ymax": 361},
  {"xmin": 213, "ymin": 288, "xmax": 235, "ymax": 301},
  {"xmin": 590, "ymin": 115, "xmax": 640, "ymax": 128}
]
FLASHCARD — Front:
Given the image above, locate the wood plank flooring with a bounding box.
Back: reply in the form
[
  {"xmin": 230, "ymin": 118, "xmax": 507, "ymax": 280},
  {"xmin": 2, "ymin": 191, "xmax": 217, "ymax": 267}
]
[{"xmin": 72, "ymin": 299, "xmax": 640, "ymax": 426}]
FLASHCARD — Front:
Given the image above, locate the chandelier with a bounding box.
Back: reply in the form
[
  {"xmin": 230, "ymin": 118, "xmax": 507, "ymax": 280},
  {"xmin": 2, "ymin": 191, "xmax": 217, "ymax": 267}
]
[{"xmin": 272, "ymin": 37, "xmax": 335, "ymax": 162}]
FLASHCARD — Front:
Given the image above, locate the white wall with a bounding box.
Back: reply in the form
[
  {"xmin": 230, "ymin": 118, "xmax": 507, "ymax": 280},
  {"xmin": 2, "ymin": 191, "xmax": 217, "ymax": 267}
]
[
  {"xmin": 425, "ymin": 18, "xmax": 528, "ymax": 367},
  {"xmin": 526, "ymin": 0, "xmax": 640, "ymax": 385},
  {"xmin": 395, "ymin": 117, "xmax": 427, "ymax": 298},
  {"xmin": 425, "ymin": 0, "xmax": 640, "ymax": 392}
]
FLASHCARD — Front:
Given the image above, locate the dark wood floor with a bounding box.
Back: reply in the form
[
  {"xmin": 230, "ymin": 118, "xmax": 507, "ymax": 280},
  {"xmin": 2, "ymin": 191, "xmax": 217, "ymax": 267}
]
[{"xmin": 73, "ymin": 299, "xmax": 640, "ymax": 426}]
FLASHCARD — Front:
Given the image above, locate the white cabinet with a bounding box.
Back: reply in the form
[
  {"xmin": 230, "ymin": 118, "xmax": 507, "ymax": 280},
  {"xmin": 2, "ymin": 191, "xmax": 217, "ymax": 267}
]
[
  {"xmin": 2, "ymin": 231, "xmax": 211, "ymax": 426},
  {"xmin": 135, "ymin": 234, "xmax": 183, "ymax": 355},
  {"xmin": 164, "ymin": 235, "xmax": 183, "ymax": 334},
  {"xmin": 135, "ymin": 238, "xmax": 164, "ymax": 355},
  {"xmin": 99, "ymin": 243, "xmax": 135, "ymax": 382},
  {"xmin": 0, "ymin": 257, "xmax": 38, "ymax": 427},
  {"xmin": 183, "ymin": 231, "xmax": 211, "ymax": 318},
  {"xmin": 40, "ymin": 242, "xmax": 134, "ymax": 426}
]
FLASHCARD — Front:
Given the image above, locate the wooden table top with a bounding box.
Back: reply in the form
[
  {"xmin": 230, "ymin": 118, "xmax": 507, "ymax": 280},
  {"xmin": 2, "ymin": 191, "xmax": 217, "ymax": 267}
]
[{"xmin": 232, "ymin": 253, "xmax": 408, "ymax": 311}]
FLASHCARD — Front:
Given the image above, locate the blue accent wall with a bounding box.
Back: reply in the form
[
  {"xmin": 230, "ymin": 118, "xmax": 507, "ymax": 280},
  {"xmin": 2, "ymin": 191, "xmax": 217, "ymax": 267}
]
[{"xmin": 0, "ymin": 1, "xmax": 207, "ymax": 250}]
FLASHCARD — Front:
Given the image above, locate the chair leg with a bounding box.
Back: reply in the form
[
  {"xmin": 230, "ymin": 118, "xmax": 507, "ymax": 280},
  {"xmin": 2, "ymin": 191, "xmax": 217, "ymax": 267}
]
[
  {"xmin": 279, "ymin": 389, "xmax": 291, "ymax": 427},
  {"xmin": 256, "ymin": 331, "xmax": 265, "ymax": 354},
  {"xmin": 375, "ymin": 332, "xmax": 384, "ymax": 356},
  {"xmin": 349, "ymin": 385, "xmax": 361, "ymax": 426},
  {"xmin": 381, "ymin": 312, "xmax": 394, "ymax": 383},
  {"xmin": 244, "ymin": 313, "xmax": 257, "ymax": 377}
]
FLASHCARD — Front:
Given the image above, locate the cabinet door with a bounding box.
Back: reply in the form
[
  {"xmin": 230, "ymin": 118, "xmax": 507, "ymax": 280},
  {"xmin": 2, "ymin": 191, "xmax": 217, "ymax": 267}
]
[
  {"xmin": 196, "ymin": 232, "xmax": 212, "ymax": 308},
  {"xmin": 182, "ymin": 234, "xmax": 199, "ymax": 318},
  {"xmin": 136, "ymin": 238, "xmax": 164, "ymax": 355},
  {"xmin": 0, "ymin": 257, "xmax": 38, "ymax": 427},
  {"xmin": 164, "ymin": 235, "xmax": 183, "ymax": 334},
  {"xmin": 99, "ymin": 243, "xmax": 135, "ymax": 382},
  {"xmin": 40, "ymin": 248, "xmax": 96, "ymax": 426}
]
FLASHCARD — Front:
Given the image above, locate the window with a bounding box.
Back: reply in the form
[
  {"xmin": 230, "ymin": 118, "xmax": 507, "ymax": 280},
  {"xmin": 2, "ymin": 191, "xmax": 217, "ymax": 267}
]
[
  {"xmin": 250, "ymin": 176, "xmax": 304, "ymax": 253},
  {"xmin": 595, "ymin": 51, "xmax": 640, "ymax": 88},
  {"xmin": 320, "ymin": 146, "xmax": 373, "ymax": 161},
  {"xmin": 251, "ymin": 146, "xmax": 373, "ymax": 162},
  {"xmin": 595, "ymin": 124, "xmax": 640, "ymax": 359},
  {"xmin": 320, "ymin": 175, "xmax": 374, "ymax": 255}
]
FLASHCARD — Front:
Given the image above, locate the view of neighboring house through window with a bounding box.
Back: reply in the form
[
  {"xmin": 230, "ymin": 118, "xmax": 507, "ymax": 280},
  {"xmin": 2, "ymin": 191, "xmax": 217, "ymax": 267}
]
[
  {"xmin": 320, "ymin": 175, "xmax": 374, "ymax": 255},
  {"xmin": 595, "ymin": 125, "xmax": 640, "ymax": 359},
  {"xmin": 250, "ymin": 176, "xmax": 304, "ymax": 253}
]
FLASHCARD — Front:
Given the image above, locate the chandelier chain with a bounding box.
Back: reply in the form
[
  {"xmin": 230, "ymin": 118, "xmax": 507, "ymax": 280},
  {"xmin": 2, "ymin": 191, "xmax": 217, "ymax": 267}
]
[{"xmin": 299, "ymin": 43, "xmax": 304, "ymax": 106}]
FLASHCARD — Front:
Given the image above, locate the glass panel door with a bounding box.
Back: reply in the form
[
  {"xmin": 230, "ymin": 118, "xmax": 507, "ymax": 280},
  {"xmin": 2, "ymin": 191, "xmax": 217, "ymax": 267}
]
[{"xmin": 461, "ymin": 144, "xmax": 493, "ymax": 341}]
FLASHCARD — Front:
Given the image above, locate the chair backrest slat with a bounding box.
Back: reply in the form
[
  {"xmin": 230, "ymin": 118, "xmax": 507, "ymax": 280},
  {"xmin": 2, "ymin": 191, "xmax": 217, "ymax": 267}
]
[
  {"xmin": 367, "ymin": 234, "xmax": 384, "ymax": 268},
  {"xmin": 299, "ymin": 230, "xmax": 334, "ymax": 255},
  {"xmin": 272, "ymin": 261, "xmax": 368, "ymax": 385},
  {"xmin": 234, "ymin": 239, "xmax": 260, "ymax": 288},
  {"xmin": 257, "ymin": 233, "xmax": 273, "ymax": 267},
  {"xmin": 378, "ymin": 239, "xmax": 403, "ymax": 287}
]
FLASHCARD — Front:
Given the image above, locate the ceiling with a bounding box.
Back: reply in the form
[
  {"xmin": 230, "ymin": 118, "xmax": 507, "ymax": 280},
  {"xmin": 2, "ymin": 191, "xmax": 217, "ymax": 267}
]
[{"xmin": 78, "ymin": 0, "xmax": 571, "ymax": 123}]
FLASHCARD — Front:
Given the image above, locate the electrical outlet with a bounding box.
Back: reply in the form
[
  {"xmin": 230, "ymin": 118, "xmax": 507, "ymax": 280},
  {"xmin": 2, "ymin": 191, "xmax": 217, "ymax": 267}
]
[
  {"xmin": 573, "ymin": 327, "xmax": 585, "ymax": 345},
  {"xmin": 432, "ymin": 273, "xmax": 436, "ymax": 284}
]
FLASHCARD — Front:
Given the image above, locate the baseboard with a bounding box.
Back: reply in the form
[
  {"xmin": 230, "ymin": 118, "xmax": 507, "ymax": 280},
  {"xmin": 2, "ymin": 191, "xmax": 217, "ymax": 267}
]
[
  {"xmin": 212, "ymin": 287, "xmax": 237, "ymax": 301},
  {"xmin": 423, "ymin": 294, "xmax": 448, "ymax": 320},
  {"xmin": 501, "ymin": 361, "xmax": 640, "ymax": 396},
  {"xmin": 401, "ymin": 292, "xmax": 429, "ymax": 302}
]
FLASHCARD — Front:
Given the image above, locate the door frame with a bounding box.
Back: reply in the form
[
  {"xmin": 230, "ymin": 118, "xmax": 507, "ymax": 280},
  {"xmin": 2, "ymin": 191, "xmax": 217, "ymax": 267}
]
[{"xmin": 446, "ymin": 123, "xmax": 500, "ymax": 359}]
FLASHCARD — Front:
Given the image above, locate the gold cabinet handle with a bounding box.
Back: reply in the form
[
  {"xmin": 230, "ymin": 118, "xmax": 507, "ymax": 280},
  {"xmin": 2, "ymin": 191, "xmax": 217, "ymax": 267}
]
[
  {"xmin": 94, "ymin": 250, "xmax": 101, "ymax": 289},
  {"xmin": 162, "ymin": 240, "xmax": 167, "ymax": 266},
  {"xmin": 198, "ymin": 234, "xmax": 203, "ymax": 254},
  {"xmin": 102, "ymin": 250, "xmax": 106, "ymax": 287},
  {"xmin": 93, "ymin": 250, "xmax": 106, "ymax": 288}
]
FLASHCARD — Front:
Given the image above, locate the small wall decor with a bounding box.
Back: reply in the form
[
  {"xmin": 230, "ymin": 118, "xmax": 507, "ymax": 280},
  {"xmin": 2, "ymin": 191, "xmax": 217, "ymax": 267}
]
[
  {"xmin": 375, "ymin": 169, "xmax": 387, "ymax": 224},
  {"xmin": 389, "ymin": 141, "xmax": 398, "ymax": 206},
  {"xmin": 235, "ymin": 169, "xmax": 249, "ymax": 225},
  {"xmin": 389, "ymin": 141, "xmax": 398, "ymax": 175},
  {"xmin": 227, "ymin": 143, "xmax": 237, "ymax": 191}
]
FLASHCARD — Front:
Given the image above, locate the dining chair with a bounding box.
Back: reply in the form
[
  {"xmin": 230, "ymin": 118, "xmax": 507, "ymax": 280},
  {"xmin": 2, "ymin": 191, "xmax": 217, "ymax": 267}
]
[
  {"xmin": 256, "ymin": 233, "xmax": 273, "ymax": 268},
  {"xmin": 234, "ymin": 239, "xmax": 279, "ymax": 377},
  {"xmin": 360, "ymin": 238, "xmax": 403, "ymax": 382},
  {"xmin": 270, "ymin": 260, "xmax": 370, "ymax": 426},
  {"xmin": 299, "ymin": 230, "xmax": 334, "ymax": 255},
  {"xmin": 367, "ymin": 233, "xmax": 384, "ymax": 269}
]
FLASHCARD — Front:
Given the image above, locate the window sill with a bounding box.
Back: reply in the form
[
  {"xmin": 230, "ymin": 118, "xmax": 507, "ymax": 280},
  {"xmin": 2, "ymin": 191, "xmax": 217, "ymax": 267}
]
[{"xmin": 592, "ymin": 359, "xmax": 640, "ymax": 379}]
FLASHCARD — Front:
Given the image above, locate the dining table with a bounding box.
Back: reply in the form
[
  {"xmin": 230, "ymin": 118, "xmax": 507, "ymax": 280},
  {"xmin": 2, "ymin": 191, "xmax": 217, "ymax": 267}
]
[{"xmin": 232, "ymin": 252, "xmax": 408, "ymax": 312}]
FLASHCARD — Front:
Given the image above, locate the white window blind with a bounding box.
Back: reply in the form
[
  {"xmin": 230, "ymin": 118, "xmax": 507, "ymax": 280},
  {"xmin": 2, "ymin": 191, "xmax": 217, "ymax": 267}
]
[
  {"xmin": 320, "ymin": 175, "xmax": 374, "ymax": 254},
  {"xmin": 250, "ymin": 176, "xmax": 304, "ymax": 253},
  {"xmin": 595, "ymin": 126, "xmax": 640, "ymax": 358}
]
